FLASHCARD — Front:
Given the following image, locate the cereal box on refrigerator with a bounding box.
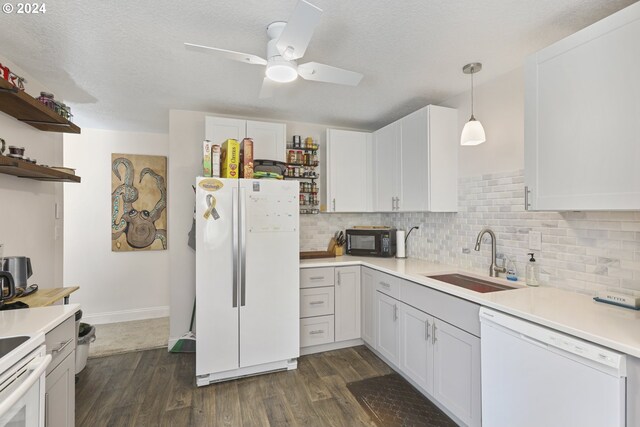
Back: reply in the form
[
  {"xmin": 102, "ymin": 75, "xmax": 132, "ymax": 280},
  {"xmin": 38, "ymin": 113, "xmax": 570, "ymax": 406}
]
[
  {"xmin": 202, "ymin": 140, "xmax": 212, "ymax": 177},
  {"xmin": 221, "ymin": 139, "xmax": 240, "ymax": 178},
  {"xmin": 240, "ymin": 138, "xmax": 254, "ymax": 178}
]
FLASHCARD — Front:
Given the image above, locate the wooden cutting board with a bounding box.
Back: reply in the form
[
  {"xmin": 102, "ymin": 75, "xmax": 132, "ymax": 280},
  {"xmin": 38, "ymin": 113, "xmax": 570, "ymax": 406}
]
[{"xmin": 300, "ymin": 251, "xmax": 336, "ymax": 259}]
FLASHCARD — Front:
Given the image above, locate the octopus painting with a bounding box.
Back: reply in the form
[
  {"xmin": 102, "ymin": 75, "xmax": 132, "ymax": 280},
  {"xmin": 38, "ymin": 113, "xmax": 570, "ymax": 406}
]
[{"xmin": 111, "ymin": 154, "xmax": 167, "ymax": 251}]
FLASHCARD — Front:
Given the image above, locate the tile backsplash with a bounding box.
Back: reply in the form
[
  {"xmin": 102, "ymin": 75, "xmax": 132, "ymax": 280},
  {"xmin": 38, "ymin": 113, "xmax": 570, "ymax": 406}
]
[{"xmin": 301, "ymin": 169, "xmax": 640, "ymax": 296}]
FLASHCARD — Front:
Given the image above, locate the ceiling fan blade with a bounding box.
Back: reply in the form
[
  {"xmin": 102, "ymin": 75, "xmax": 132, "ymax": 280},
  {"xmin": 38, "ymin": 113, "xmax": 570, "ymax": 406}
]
[
  {"xmin": 184, "ymin": 43, "xmax": 267, "ymax": 66},
  {"xmin": 297, "ymin": 62, "xmax": 363, "ymax": 86},
  {"xmin": 276, "ymin": 0, "xmax": 322, "ymax": 60},
  {"xmin": 259, "ymin": 77, "xmax": 277, "ymax": 99}
]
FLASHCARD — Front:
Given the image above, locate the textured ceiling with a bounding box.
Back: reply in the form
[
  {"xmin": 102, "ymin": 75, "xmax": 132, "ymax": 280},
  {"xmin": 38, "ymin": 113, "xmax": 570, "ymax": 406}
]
[{"xmin": 0, "ymin": 0, "xmax": 636, "ymax": 132}]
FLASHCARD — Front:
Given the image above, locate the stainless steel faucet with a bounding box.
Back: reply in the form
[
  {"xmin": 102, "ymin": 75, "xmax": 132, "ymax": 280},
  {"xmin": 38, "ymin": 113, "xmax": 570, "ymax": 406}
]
[{"xmin": 474, "ymin": 228, "xmax": 507, "ymax": 277}]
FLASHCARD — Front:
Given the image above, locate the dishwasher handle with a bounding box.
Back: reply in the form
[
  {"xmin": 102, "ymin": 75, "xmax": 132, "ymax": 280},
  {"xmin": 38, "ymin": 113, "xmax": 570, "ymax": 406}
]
[{"xmin": 520, "ymin": 333, "xmax": 548, "ymax": 349}]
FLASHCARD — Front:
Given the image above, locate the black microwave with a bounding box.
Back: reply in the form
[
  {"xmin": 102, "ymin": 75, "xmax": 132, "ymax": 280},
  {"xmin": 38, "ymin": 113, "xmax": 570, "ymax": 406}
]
[{"xmin": 346, "ymin": 228, "xmax": 397, "ymax": 257}]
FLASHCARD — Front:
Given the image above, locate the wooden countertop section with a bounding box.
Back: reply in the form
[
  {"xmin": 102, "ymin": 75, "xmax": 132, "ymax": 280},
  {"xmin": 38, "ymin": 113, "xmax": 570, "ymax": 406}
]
[{"xmin": 15, "ymin": 286, "xmax": 79, "ymax": 308}]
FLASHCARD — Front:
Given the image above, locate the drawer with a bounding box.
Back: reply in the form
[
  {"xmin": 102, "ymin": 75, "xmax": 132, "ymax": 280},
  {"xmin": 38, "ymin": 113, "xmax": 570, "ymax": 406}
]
[
  {"xmin": 375, "ymin": 271, "xmax": 400, "ymax": 299},
  {"xmin": 300, "ymin": 267, "xmax": 335, "ymax": 289},
  {"xmin": 300, "ymin": 315, "xmax": 335, "ymax": 347},
  {"xmin": 401, "ymin": 280, "xmax": 480, "ymax": 337},
  {"xmin": 45, "ymin": 315, "xmax": 76, "ymax": 375},
  {"xmin": 300, "ymin": 286, "xmax": 335, "ymax": 318}
]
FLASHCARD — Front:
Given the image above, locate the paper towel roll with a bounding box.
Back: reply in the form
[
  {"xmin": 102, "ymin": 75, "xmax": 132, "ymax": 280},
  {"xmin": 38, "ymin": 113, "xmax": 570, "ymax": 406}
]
[{"xmin": 396, "ymin": 229, "xmax": 406, "ymax": 258}]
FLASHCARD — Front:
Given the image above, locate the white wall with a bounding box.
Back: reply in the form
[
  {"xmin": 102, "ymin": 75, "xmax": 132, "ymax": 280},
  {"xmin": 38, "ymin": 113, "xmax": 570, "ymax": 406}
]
[
  {"xmin": 63, "ymin": 128, "xmax": 170, "ymax": 324},
  {"xmin": 0, "ymin": 55, "xmax": 64, "ymax": 289},
  {"xmin": 441, "ymin": 67, "xmax": 525, "ymax": 177}
]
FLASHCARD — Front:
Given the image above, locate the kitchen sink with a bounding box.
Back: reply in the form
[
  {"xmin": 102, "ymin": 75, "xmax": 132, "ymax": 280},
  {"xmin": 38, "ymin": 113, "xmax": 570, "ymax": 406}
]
[
  {"xmin": 426, "ymin": 274, "xmax": 517, "ymax": 293},
  {"xmin": 0, "ymin": 336, "xmax": 30, "ymax": 359}
]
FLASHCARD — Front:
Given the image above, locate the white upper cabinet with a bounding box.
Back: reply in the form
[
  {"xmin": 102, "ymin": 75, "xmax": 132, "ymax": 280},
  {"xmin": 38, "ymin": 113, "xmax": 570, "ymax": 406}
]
[
  {"xmin": 205, "ymin": 116, "xmax": 286, "ymax": 162},
  {"xmin": 373, "ymin": 106, "xmax": 458, "ymax": 212},
  {"xmin": 524, "ymin": 2, "xmax": 640, "ymax": 211},
  {"xmin": 205, "ymin": 116, "xmax": 246, "ymax": 144},
  {"xmin": 372, "ymin": 122, "xmax": 401, "ymax": 212},
  {"xmin": 246, "ymin": 120, "xmax": 286, "ymax": 162},
  {"xmin": 326, "ymin": 129, "xmax": 373, "ymax": 212}
]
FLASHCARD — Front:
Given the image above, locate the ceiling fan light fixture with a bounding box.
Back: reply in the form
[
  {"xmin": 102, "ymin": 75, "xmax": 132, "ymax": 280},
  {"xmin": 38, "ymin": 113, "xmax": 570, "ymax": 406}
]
[
  {"xmin": 266, "ymin": 58, "xmax": 298, "ymax": 83},
  {"xmin": 461, "ymin": 62, "xmax": 486, "ymax": 146}
]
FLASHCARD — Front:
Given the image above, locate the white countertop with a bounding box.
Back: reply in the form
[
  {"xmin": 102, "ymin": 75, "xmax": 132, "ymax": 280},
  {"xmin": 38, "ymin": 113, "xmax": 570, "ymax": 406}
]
[
  {"xmin": 0, "ymin": 304, "xmax": 81, "ymax": 338},
  {"xmin": 301, "ymin": 256, "xmax": 640, "ymax": 358}
]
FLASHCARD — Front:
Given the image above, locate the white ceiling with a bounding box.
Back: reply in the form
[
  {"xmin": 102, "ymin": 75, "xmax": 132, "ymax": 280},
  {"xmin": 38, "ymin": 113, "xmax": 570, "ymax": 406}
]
[{"xmin": 0, "ymin": 0, "xmax": 636, "ymax": 132}]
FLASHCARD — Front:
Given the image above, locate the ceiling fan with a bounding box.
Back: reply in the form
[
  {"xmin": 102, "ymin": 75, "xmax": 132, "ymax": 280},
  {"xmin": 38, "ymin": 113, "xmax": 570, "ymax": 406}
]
[{"xmin": 184, "ymin": 0, "xmax": 363, "ymax": 98}]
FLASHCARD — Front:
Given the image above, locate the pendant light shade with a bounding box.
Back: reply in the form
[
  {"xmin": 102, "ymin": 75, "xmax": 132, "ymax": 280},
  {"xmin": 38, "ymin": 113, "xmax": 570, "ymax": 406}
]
[
  {"xmin": 461, "ymin": 63, "xmax": 485, "ymax": 146},
  {"xmin": 461, "ymin": 118, "xmax": 486, "ymax": 146}
]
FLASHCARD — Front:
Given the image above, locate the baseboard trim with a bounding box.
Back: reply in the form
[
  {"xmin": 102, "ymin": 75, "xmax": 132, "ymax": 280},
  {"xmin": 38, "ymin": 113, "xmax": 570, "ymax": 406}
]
[
  {"xmin": 82, "ymin": 306, "xmax": 170, "ymax": 325},
  {"xmin": 300, "ymin": 338, "xmax": 363, "ymax": 356}
]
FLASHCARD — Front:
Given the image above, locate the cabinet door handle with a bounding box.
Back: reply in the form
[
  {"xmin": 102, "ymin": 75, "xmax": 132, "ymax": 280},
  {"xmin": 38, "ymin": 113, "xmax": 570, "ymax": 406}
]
[
  {"xmin": 396, "ymin": 197, "xmax": 400, "ymax": 210},
  {"xmin": 309, "ymin": 301, "xmax": 324, "ymax": 305},
  {"xmin": 524, "ymin": 186, "xmax": 530, "ymax": 211},
  {"xmin": 425, "ymin": 320, "xmax": 430, "ymax": 341},
  {"xmin": 309, "ymin": 329, "xmax": 324, "ymax": 335},
  {"xmin": 337, "ymin": 271, "xmax": 341, "ymax": 286},
  {"xmin": 432, "ymin": 323, "xmax": 437, "ymax": 344},
  {"xmin": 309, "ymin": 276, "xmax": 325, "ymax": 280},
  {"xmin": 393, "ymin": 304, "xmax": 398, "ymax": 321},
  {"xmin": 51, "ymin": 338, "xmax": 73, "ymax": 355},
  {"xmin": 332, "ymin": 198, "xmax": 336, "ymax": 212},
  {"xmin": 379, "ymin": 281, "xmax": 390, "ymax": 289}
]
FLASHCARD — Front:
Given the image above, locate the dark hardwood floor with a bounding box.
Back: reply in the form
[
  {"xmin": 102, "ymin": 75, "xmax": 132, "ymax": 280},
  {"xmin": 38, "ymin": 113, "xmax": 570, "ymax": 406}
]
[{"xmin": 76, "ymin": 346, "xmax": 394, "ymax": 427}]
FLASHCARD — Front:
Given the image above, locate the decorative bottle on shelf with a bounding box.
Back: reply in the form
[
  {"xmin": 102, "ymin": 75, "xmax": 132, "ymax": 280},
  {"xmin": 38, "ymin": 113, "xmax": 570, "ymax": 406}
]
[{"xmin": 525, "ymin": 253, "xmax": 539, "ymax": 287}]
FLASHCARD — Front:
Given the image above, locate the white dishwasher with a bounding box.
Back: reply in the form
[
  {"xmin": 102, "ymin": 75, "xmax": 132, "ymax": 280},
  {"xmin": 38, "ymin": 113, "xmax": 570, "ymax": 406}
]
[{"xmin": 480, "ymin": 308, "xmax": 626, "ymax": 427}]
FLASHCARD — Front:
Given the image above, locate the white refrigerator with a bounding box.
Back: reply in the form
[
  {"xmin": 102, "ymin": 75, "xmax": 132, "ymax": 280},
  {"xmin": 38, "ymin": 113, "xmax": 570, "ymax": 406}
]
[{"xmin": 195, "ymin": 177, "xmax": 300, "ymax": 386}]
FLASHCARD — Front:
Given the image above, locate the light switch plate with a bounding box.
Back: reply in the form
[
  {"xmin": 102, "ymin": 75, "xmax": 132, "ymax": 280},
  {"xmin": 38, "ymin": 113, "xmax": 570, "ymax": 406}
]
[{"xmin": 529, "ymin": 231, "xmax": 542, "ymax": 251}]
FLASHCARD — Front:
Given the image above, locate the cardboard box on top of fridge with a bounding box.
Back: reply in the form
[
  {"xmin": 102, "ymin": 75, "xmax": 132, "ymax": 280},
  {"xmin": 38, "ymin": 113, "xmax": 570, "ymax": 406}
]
[
  {"xmin": 240, "ymin": 138, "xmax": 254, "ymax": 178},
  {"xmin": 221, "ymin": 139, "xmax": 240, "ymax": 178},
  {"xmin": 211, "ymin": 144, "xmax": 221, "ymax": 177},
  {"xmin": 203, "ymin": 140, "xmax": 212, "ymax": 177}
]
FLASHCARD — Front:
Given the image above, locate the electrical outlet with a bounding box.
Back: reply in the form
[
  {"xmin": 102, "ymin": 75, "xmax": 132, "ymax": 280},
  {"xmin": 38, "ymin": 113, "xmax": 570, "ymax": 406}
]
[{"xmin": 529, "ymin": 231, "xmax": 542, "ymax": 251}]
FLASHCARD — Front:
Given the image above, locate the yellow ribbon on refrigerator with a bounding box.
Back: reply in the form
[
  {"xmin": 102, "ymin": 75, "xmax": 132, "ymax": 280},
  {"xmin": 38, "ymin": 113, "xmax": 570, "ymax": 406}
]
[{"xmin": 204, "ymin": 194, "xmax": 220, "ymax": 220}]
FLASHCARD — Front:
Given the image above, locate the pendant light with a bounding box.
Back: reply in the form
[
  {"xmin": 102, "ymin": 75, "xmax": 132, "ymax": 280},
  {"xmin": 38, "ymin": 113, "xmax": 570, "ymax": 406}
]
[{"xmin": 460, "ymin": 62, "xmax": 486, "ymax": 146}]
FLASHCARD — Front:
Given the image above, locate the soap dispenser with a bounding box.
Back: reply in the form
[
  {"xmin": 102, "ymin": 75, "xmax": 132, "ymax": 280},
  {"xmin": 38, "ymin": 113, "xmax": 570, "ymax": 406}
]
[{"xmin": 526, "ymin": 253, "xmax": 539, "ymax": 287}]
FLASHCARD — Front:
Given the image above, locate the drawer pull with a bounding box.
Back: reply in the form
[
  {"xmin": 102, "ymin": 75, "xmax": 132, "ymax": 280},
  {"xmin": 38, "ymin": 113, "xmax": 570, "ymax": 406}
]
[
  {"xmin": 309, "ymin": 301, "xmax": 324, "ymax": 305},
  {"xmin": 425, "ymin": 320, "xmax": 431, "ymax": 341},
  {"xmin": 309, "ymin": 330, "xmax": 325, "ymax": 335},
  {"xmin": 380, "ymin": 281, "xmax": 390, "ymax": 288},
  {"xmin": 309, "ymin": 276, "xmax": 325, "ymax": 280},
  {"xmin": 51, "ymin": 338, "xmax": 73, "ymax": 355}
]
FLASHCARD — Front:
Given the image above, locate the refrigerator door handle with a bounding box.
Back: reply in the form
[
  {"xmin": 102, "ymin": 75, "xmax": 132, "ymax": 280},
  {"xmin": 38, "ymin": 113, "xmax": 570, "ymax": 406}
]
[
  {"xmin": 232, "ymin": 187, "xmax": 238, "ymax": 308},
  {"xmin": 240, "ymin": 187, "xmax": 247, "ymax": 307}
]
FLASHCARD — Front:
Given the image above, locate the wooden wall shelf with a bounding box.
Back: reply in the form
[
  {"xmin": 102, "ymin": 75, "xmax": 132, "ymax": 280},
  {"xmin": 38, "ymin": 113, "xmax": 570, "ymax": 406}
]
[
  {"xmin": 0, "ymin": 79, "xmax": 81, "ymax": 134},
  {"xmin": 0, "ymin": 156, "xmax": 81, "ymax": 183}
]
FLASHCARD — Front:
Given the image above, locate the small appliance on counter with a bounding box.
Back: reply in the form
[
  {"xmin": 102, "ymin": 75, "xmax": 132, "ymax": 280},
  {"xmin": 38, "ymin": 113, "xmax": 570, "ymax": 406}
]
[
  {"xmin": 346, "ymin": 227, "xmax": 397, "ymax": 257},
  {"xmin": 1, "ymin": 256, "xmax": 38, "ymax": 298}
]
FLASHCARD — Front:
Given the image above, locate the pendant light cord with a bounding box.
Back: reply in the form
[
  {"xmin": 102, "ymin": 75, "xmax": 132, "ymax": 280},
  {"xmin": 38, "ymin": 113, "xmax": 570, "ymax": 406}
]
[{"xmin": 470, "ymin": 69, "xmax": 474, "ymax": 118}]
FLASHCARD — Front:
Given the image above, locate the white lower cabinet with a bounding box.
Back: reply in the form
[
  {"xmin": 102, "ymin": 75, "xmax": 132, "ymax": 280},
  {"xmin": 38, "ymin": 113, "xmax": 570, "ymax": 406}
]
[
  {"xmin": 300, "ymin": 266, "xmax": 361, "ymax": 351},
  {"xmin": 45, "ymin": 352, "xmax": 75, "ymax": 427},
  {"xmin": 399, "ymin": 303, "xmax": 433, "ymax": 394},
  {"xmin": 335, "ymin": 266, "xmax": 361, "ymax": 342},
  {"xmin": 432, "ymin": 319, "xmax": 481, "ymax": 427},
  {"xmin": 45, "ymin": 315, "xmax": 76, "ymax": 427},
  {"xmin": 361, "ymin": 267, "xmax": 376, "ymax": 347},
  {"xmin": 375, "ymin": 291, "xmax": 400, "ymax": 366},
  {"xmin": 397, "ymin": 299, "xmax": 481, "ymax": 427}
]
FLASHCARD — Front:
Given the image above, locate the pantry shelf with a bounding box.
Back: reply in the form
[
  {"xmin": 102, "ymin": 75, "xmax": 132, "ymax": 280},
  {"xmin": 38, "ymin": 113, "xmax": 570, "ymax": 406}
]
[
  {"xmin": 0, "ymin": 79, "xmax": 81, "ymax": 134},
  {"xmin": 0, "ymin": 156, "xmax": 81, "ymax": 183}
]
